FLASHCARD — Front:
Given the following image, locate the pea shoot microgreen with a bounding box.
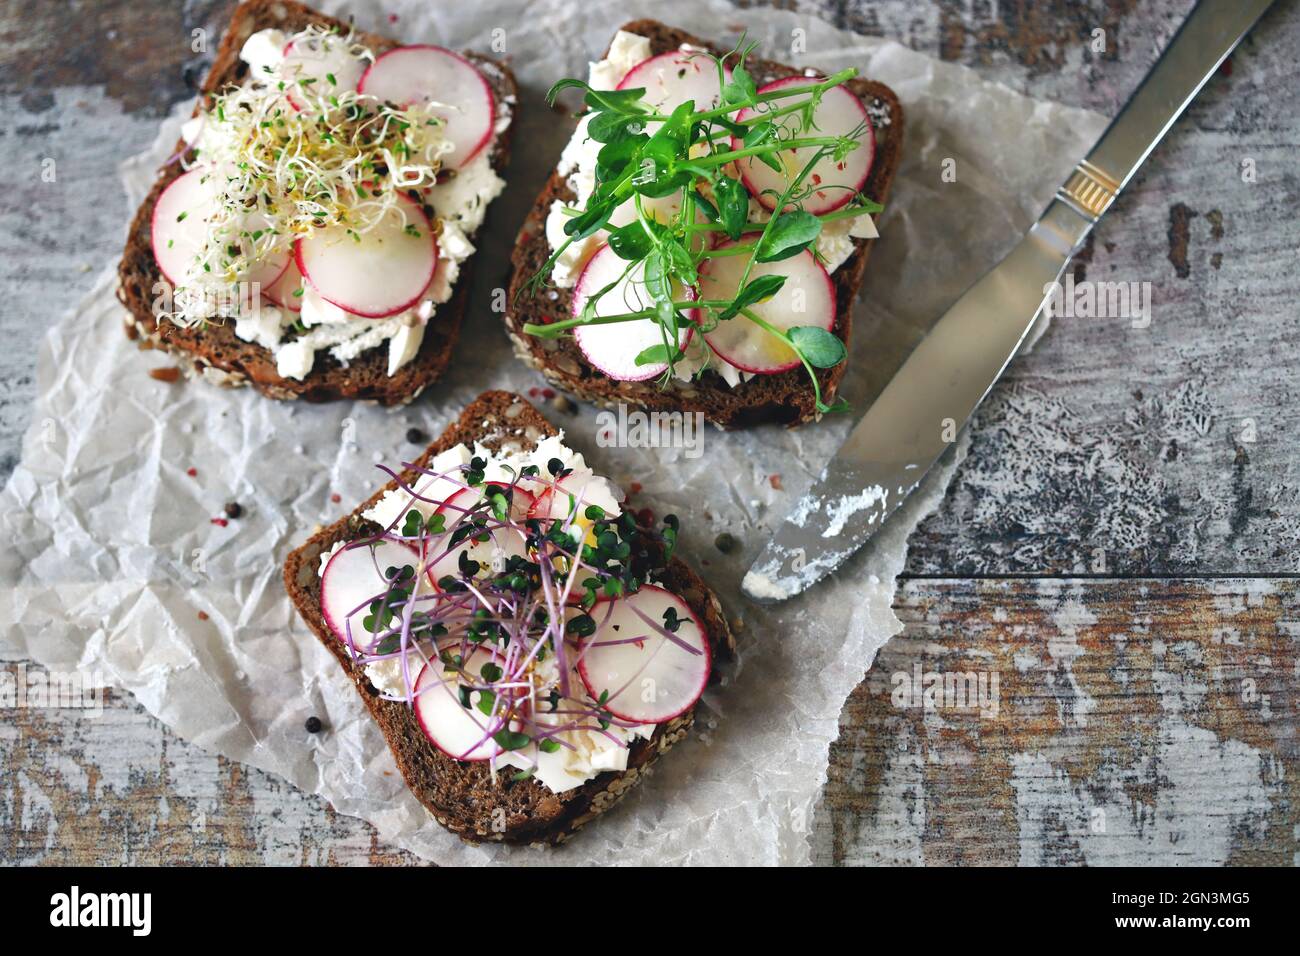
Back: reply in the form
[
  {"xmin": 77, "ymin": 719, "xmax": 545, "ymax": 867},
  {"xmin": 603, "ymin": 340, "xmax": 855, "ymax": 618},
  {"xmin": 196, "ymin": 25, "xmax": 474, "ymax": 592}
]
[{"xmin": 520, "ymin": 36, "xmax": 882, "ymax": 413}]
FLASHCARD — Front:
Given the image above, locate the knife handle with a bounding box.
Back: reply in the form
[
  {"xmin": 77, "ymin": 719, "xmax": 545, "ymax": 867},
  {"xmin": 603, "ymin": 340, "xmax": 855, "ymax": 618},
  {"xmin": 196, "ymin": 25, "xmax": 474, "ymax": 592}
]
[{"xmin": 1056, "ymin": 0, "xmax": 1276, "ymax": 222}]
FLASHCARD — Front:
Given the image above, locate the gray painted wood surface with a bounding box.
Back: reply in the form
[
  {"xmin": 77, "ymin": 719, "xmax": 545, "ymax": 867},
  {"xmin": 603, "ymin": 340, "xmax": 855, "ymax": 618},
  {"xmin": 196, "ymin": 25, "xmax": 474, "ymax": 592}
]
[{"xmin": 2, "ymin": 0, "xmax": 1297, "ymax": 865}]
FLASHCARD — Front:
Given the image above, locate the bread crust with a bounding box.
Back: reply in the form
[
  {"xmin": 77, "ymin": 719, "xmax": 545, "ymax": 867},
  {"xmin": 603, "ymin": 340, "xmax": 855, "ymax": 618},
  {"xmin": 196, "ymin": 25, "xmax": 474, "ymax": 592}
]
[
  {"xmin": 117, "ymin": 0, "xmax": 517, "ymax": 406},
  {"xmin": 282, "ymin": 390, "xmax": 735, "ymax": 846},
  {"xmin": 505, "ymin": 19, "xmax": 904, "ymax": 428}
]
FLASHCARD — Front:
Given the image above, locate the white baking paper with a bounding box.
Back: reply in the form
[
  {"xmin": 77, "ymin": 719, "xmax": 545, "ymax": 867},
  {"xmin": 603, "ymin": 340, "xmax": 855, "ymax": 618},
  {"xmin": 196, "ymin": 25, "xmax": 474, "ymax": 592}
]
[{"xmin": 0, "ymin": 0, "xmax": 1105, "ymax": 865}]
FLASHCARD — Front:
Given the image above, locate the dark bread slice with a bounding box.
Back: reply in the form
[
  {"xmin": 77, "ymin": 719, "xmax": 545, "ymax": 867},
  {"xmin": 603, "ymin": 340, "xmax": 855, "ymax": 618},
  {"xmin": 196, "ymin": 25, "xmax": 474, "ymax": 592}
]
[
  {"xmin": 283, "ymin": 390, "xmax": 735, "ymax": 846},
  {"xmin": 118, "ymin": 0, "xmax": 517, "ymax": 406},
  {"xmin": 505, "ymin": 19, "xmax": 904, "ymax": 429}
]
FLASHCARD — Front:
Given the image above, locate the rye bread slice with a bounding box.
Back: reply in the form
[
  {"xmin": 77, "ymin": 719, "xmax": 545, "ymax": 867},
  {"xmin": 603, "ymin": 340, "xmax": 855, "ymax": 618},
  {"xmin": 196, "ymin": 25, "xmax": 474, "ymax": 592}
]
[
  {"xmin": 283, "ymin": 390, "xmax": 735, "ymax": 846},
  {"xmin": 505, "ymin": 19, "xmax": 904, "ymax": 429},
  {"xmin": 118, "ymin": 0, "xmax": 517, "ymax": 406}
]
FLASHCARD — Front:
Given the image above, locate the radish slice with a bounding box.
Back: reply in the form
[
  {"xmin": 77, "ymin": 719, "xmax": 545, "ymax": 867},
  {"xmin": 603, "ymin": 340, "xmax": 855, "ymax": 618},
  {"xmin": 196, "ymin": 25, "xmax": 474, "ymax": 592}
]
[
  {"xmin": 414, "ymin": 646, "xmax": 513, "ymax": 761},
  {"xmin": 152, "ymin": 168, "xmax": 290, "ymax": 290},
  {"xmin": 528, "ymin": 474, "xmax": 618, "ymax": 523},
  {"xmin": 295, "ymin": 193, "xmax": 438, "ymax": 319},
  {"xmin": 733, "ymin": 78, "xmax": 874, "ymax": 214},
  {"xmin": 604, "ymin": 193, "xmax": 714, "ymax": 256},
  {"xmin": 242, "ymin": 211, "xmax": 291, "ymax": 290},
  {"xmin": 576, "ymin": 585, "xmax": 711, "ymax": 724},
  {"xmin": 263, "ymin": 259, "xmax": 303, "ymax": 312},
  {"xmin": 358, "ymin": 45, "xmax": 495, "ymax": 169},
  {"xmin": 282, "ymin": 35, "xmax": 364, "ymax": 112},
  {"xmin": 151, "ymin": 168, "xmax": 219, "ymax": 286},
  {"xmin": 572, "ymin": 243, "xmax": 696, "ymax": 382},
  {"xmin": 605, "ymin": 191, "xmax": 685, "ymax": 233},
  {"xmin": 699, "ymin": 242, "xmax": 836, "ymax": 374},
  {"xmin": 617, "ymin": 50, "xmax": 730, "ymax": 114},
  {"xmin": 527, "ymin": 473, "xmax": 622, "ymax": 553},
  {"xmin": 602, "ymin": 52, "xmax": 727, "ymax": 251},
  {"xmin": 320, "ymin": 539, "xmax": 423, "ymax": 648},
  {"xmin": 427, "ymin": 487, "xmax": 534, "ymax": 590}
]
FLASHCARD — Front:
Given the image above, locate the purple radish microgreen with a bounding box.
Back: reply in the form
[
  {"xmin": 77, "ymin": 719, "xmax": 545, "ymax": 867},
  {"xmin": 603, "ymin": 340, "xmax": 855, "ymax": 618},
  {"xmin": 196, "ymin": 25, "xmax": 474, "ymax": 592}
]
[{"xmin": 331, "ymin": 456, "xmax": 691, "ymax": 782}]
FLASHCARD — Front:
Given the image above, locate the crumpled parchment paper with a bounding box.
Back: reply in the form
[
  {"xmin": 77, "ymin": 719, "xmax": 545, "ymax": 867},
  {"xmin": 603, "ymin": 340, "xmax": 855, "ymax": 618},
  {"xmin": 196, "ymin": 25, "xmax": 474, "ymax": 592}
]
[{"xmin": 0, "ymin": 0, "xmax": 1106, "ymax": 865}]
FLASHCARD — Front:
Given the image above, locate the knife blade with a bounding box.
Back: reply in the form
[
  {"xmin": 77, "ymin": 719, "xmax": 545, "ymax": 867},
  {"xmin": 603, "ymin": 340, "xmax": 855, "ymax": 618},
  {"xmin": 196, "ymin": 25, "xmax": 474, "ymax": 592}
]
[{"xmin": 743, "ymin": 0, "xmax": 1278, "ymax": 604}]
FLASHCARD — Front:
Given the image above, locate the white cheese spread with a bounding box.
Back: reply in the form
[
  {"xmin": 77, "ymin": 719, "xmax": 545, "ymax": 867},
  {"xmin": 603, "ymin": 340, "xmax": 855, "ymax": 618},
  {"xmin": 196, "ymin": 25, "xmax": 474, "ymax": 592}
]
[
  {"xmin": 322, "ymin": 433, "xmax": 659, "ymax": 794},
  {"xmin": 176, "ymin": 28, "xmax": 509, "ymax": 380},
  {"xmin": 541, "ymin": 31, "xmax": 878, "ymax": 388}
]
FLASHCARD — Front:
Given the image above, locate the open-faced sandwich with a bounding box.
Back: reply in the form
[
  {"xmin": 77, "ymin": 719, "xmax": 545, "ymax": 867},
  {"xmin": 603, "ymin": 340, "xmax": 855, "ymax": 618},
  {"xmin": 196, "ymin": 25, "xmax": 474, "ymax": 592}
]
[
  {"xmin": 119, "ymin": 0, "xmax": 516, "ymax": 404},
  {"xmin": 283, "ymin": 391, "xmax": 734, "ymax": 845},
  {"xmin": 507, "ymin": 20, "xmax": 902, "ymax": 428}
]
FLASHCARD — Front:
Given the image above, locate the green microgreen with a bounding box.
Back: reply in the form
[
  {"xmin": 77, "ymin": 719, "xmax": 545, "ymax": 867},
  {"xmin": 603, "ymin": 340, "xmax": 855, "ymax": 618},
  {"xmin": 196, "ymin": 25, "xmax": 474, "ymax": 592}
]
[{"xmin": 519, "ymin": 35, "xmax": 884, "ymax": 412}]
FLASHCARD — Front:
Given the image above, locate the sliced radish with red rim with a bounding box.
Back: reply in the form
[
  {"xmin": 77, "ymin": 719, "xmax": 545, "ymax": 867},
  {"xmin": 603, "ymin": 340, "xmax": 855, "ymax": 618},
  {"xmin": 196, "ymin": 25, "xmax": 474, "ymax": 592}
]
[
  {"xmin": 414, "ymin": 645, "xmax": 515, "ymax": 761},
  {"xmin": 358, "ymin": 45, "xmax": 496, "ymax": 170},
  {"xmin": 242, "ymin": 211, "xmax": 291, "ymax": 290},
  {"xmin": 572, "ymin": 243, "xmax": 697, "ymax": 382},
  {"xmin": 435, "ymin": 484, "xmax": 536, "ymax": 524},
  {"xmin": 282, "ymin": 36, "xmax": 365, "ymax": 112},
  {"xmin": 152, "ymin": 168, "xmax": 290, "ymax": 290},
  {"xmin": 699, "ymin": 242, "xmax": 835, "ymax": 374},
  {"xmin": 263, "ymin": 259, "xmax": 303, "ymax": 311},
  {"xmin": 151, "ymin": 168, "xmax": 220, "ymax": 286},
  {"xmin": 528, "ymin": 474, "xmax": 617, "ymax": 524},
  {"xmin": 733, "ymin": 78, "xmax": 874, "ymax": 214},
  {"xmin": 617, "ymin": 49, "xmax": 731, "ymax": 115},
  {"xmin": 295, "ymin": 193, "xmax": 438, "ymax": 319},
  {"xmin": 320, "ymin": 538, "xmax": 423, "ymax": 649},
  {"xmin": 606, "ymin": 192, "xmax": 686, "ymax": 232},
  {"xmin": 588, "ymin": 49, "xmax": 726, "ymax": 249},
  {"xmin": 605, "ymin": 193, "xmax": 714, "ymax": 254},
  {"xmin": 427, "ymin": 487, "xmax": 534, "ymax": 590},
  {"xmin": 576, "ymin": 585, "xmax": 711, "ymax": 724},
  {"xmin": 596, "ymin": 53, "xmax": 731, "ymax": 254}
]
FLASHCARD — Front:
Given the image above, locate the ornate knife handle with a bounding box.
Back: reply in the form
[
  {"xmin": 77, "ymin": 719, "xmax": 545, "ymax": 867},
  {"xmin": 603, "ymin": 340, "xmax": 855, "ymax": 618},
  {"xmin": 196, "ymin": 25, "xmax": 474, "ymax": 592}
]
[
  {"xmin": 1057, "ymin": 160, "xmax": 1120, "ymax": 221},
  {"xmin": 1059, "ymin": 0, "xmax": 1276, "ymax": 223}
]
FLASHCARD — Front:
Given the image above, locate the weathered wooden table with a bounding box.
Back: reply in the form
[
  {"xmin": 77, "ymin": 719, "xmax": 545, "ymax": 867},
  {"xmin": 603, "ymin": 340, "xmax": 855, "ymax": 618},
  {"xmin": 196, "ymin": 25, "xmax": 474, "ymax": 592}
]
[{"xmin": 2, "ymin": 0, "xmax": 1296, "ymax": 866}]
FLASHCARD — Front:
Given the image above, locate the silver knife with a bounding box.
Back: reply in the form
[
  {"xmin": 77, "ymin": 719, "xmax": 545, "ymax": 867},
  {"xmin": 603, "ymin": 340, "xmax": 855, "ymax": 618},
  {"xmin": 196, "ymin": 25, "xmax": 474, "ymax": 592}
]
[{"xmin": 743, "ymin": 0, "xmax": 1277, "ymax": 604}]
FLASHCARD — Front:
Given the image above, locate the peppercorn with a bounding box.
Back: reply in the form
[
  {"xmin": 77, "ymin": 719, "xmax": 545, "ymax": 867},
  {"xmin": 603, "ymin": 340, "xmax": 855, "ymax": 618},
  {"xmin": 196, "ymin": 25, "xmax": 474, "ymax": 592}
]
[
  {"xmin": 304, "ymin": 716, "xmax": 323, "ymax": 734},
  {"xmin": 406, "ymin": 427, "xmax": 429, "ymax": 444},
  {"xmin": 714, "ymin": 532, "xmax": 738, "ymax": 554},
  {"xmin": 224, "ymin": 501, "xmax": 243, "ymax": 519},
  {"xmin": 181, "ymin": 56, "xmax": 212, "ymax": 92}
]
